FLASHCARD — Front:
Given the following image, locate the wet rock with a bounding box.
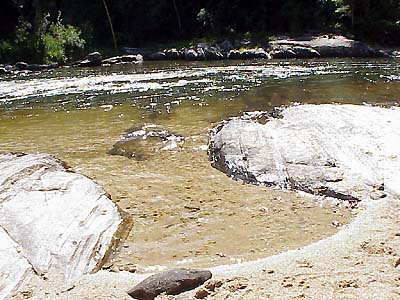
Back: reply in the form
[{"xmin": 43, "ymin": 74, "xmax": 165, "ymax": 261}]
[
  {"xmin": 0, "ymin": 152, "xmax": 124, "ymax": 299},
  {"xmin": 198, "ymin": 44, "xmax": 224, "ymax": 60},
  {"xmin": 0, "ymin": 67, "xmax": 7, "ymax": 75},
  {"xmin": 79, "ymin": 51, "xmax": 103, "ymax": 67},
  {"xmin": 108, "ymin": 124, "xmax": 184, "ymax": 160},
  {"xmin": 127, "ymin": 269, "xmax": 212, "ymax": 300},
  {"xmin": 270, "ymin": 48, "xmax": 297, "ymax": 59},
  {"xmin": 209, "ymin": 104, "xmax": 400, "ymax": 202},
  {"xmin": 227, "ymin": 48, "xmax": 271, "ymax": 60},
  {"xmin": 15, "ymin": 62, "xmax": 29, "ymax": 70},
  {"xmin": 185, "ymin": 49, "xmax": 200, "ymax": 61},
  {"xmin": 102, "ymin": 54, "xmax": 143, "ymax": 64},
  {"xmin": 164, "ymin": 48, "xmax": 181, "ymax": 60},
  {"xmin": 292, "ymin": 46, "xmax": 320, "ymax": 58},
  {"xmin": 15, "ymin": 62, "xmax": 57, "ymax": 71}
]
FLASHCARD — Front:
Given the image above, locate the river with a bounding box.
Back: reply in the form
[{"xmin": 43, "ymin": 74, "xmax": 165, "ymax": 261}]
[{"xmin": 0, "ymin": 58, "xmax": 399, "ymax": 272}]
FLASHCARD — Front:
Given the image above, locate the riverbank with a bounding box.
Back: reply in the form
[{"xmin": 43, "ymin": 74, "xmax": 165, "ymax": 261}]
[{"xmin": 1, "ymin": 34, "xmax": 398, "ymax": 76}]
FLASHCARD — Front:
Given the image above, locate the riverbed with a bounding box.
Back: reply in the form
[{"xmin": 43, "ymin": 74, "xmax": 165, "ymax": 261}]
[{"xmin": 0, "ymin": 59, "xmax": 398, "ymax": 272}]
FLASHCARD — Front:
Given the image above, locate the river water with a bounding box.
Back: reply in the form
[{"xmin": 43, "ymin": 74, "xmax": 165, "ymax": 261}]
[{"xmin": 0, "ymin": 59, "xmax": 399, "ymax": 272}]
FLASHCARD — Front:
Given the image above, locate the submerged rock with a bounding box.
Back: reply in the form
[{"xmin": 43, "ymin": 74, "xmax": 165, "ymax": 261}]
[
  {"xmin": 127, "ymin": 269, "xmax": 212, "ymax": 300},
  {"xmin": 109, "ymin": 124, "xmax": 184, "ymax": 160},
  {"xmin": 0, "ymin": 153, "xmax": 125, "ymax": 299},
  {"xmin": 209, "ymin": 104, "xmax": 400, "ymax": 202}
]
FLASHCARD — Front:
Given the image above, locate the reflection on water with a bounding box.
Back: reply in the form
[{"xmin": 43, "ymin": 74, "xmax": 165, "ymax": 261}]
[{"xmin": 0, "ymin": 59, "xmax": 399, "ymax": 271}]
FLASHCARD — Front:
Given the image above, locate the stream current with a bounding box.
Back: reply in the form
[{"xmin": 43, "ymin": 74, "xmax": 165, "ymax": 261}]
[{"xmin": 0, "ymin": 59, "xmax": 399, "ymax": 272}]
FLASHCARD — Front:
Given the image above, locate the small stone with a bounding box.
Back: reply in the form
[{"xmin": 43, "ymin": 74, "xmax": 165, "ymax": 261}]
[
  {"xmin": 395, "ymin": 258, "xmax": 400, "ymax": 268},
  {"xmin": 127, "ymin": 269, "xmax": 212, "ymax": 300},
  {"xmin": 337, "ymin": 279, "xmax": 359, "ymax": 288},
  {"xmin": 195, "ymin": 288, "xmax": 209, "ymax": 299},
  {"xmin": 204, "ymin": 280, "xmax": 223, "ymax": 291},
  {"xmin": 331, "ymin": 221, "xmax": 340, "ymax": 227}
]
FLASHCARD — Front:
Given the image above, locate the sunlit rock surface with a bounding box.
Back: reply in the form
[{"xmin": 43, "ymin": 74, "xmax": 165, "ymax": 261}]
[
  {"xmin": 0, "ymin": 227, "xmax": 33, "ymax": 300},
  {"xmin": 0, "ymin": 153, "xmax": 124, "ymax": 299},
  {"xmin": 209, "ymin": 104, "xmax": 400, "ymax": 202}
]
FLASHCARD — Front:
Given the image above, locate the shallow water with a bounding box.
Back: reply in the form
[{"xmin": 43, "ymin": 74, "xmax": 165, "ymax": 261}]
[{"xmin": 0, "ymin": 59, "xmax": 399, "ymax": 272}]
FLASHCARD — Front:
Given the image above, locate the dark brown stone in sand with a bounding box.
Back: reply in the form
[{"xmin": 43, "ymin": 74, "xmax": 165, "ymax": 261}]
[{"xmin": 127, "ymin": 269, "xmax": 212, "ymax": 300}]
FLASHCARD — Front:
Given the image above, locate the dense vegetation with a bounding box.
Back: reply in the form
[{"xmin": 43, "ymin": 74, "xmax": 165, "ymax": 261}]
[{"xmin": 0, "ymin": 0, "xmax": 399, "ymax": 63}]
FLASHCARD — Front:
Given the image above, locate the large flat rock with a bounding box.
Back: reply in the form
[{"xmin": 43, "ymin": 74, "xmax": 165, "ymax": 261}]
[
  {"xmin": 209, "ymin": 104, "xmax": 400, "ymax": 202},
  {"xmin": 270, "ymin": 35, "xmax": 383, "ymax": 58},
  {"xmin": 0, "ymin": 153, "xmax": 125, "ymax": 299}
]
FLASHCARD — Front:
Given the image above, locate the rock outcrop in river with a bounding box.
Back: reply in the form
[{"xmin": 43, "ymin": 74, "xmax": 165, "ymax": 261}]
[
  {"xmin": 209, "ymin": 104, "xmax": 400, "ymax": 202},
  {"xmin": 109, "ymin": 124, "xmax": 184, "ymax": 160},
  {"xmin": 0, "ymin": 153, "xmax": 125, "ymax": 300}
]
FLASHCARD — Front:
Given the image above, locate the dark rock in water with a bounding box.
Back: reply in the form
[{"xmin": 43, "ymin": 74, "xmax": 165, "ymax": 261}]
[
  {"xmin": 127, "ymin": 269, "xmax": 212, "ymax": 300},
  {"xmin": 108, "ymin": 124, "xmax": 184, "ymax": 160},
  {"xmin": 208, "ymin": 104, "xmax": 400, "ymax": 203},
  {"xmin": 164, "ymin": 48, "xmax": 181, "ymax": 60},
  {"xmin": 102, "ymin": 54, "xmax": 143, "ymax": 64},
  {"xmin": 292, "ymin": 46, "xmax": 320, "ymax": 58},
  {"xmin": 227, "ymin": 48, "xmax": 271, "ymax": 59},
  {"xmin": 270, "ymin": 45, "xmax": 320, "ymax": 59},
  {"xmin": 79, "ymin": 51, "xmax": 102, "ymax": 67},
  {"xmin": 198, "ymin": 44, "xmax": 224, "ymax": 60},
  {"xmin": 15, "ymin": 62, "xmax": 57, "ymax": 71},
  {"xmin": 185, "ymin": 49, "xmax": 200, "ymax": 61},
  {"xmin": 0, "ymin": 67, "xmax": 7, "ymax": 75},
  {"xmin": 270, "ymin": 48, "xmax": 297, "ymax": 59},
  {"xmin": 15, "ymin": 62, "xmax": 29, "ymax": 70}
]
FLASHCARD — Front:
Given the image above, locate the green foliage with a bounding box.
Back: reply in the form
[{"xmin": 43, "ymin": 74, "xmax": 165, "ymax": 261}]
[
  {"xmin": 39, "ymin": 13, "xmax": 85, "ymax": 64},
  {"xmin": 0, "ymin": 12, "xmax": 85, "ymax": 64}
]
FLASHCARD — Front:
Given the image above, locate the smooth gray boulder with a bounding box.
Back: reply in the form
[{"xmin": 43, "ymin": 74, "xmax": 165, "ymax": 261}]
[
  {"xmin": 209, "ymin": 104, "xmax": 400, "ymax": 202},
  {"xmin": 127, "ymin": 269, "xmax": 212, "ymax": 300},
  {"xmin": 0, "ymin": 153, "xmax": 125, "ymax": 299},
  {"xmin": 270, "ymin": 35, "xmax": 383, "ymax": 58}
]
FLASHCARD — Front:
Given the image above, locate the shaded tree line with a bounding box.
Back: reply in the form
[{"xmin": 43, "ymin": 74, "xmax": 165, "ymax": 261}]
[{"xmin": 0, "ymin": 0, "xmax": 399, "ymax": 63}]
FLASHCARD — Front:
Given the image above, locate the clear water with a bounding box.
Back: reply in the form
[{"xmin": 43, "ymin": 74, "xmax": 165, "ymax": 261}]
[{"xmin": 0, "ymin": 58, "xmax": 398, "ymax": 272}]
